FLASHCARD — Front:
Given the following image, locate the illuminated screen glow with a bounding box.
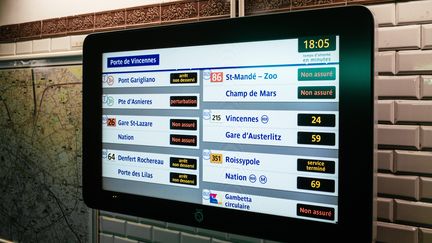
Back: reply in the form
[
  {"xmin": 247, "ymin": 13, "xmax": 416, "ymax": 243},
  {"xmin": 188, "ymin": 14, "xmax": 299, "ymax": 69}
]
[{"xmin": 101, "ymin": 36, "xmax": 340, "ymax": 223}]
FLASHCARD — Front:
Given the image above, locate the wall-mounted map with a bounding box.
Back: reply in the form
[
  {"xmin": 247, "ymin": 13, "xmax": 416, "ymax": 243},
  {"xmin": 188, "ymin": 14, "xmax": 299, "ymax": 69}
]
[{"xmin": 0, "ymin": 65, "xmax": 89, "ymax": 242}]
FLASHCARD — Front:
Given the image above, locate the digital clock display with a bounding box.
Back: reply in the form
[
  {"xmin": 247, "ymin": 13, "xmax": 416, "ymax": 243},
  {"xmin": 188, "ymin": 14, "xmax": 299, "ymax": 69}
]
[{"xmin": 299, "ymin": 36, "xmax": 336, "ymax": 52}]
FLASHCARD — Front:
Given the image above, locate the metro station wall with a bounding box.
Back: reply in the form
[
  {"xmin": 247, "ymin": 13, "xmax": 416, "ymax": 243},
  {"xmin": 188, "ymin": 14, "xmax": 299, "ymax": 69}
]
[
  {"xmin": 97, "ymin": 1, "xmax": 432, "ymax": 241},
  {"xmin": 0, "ymin": 0, "xmax": 432, "ymax": 243}
]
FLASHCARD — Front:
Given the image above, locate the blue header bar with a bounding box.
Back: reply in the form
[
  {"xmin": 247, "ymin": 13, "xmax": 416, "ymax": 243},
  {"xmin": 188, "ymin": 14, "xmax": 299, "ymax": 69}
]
[{"xmin": 107, "ymin": 54, "xmax": 160, "ymax": 68}]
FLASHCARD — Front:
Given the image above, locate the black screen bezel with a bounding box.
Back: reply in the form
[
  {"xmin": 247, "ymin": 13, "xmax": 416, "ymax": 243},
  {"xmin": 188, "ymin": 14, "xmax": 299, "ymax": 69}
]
[{"xmin": 83, "ymin": 6, "xmax": 375, "ymax": 242}]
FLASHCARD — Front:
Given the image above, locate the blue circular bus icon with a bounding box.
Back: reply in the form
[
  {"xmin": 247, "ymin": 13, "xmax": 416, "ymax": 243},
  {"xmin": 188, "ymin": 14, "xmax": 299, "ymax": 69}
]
[{"xmin": 203, "ymin": 69, "xmax": 211, "ymax": 80}]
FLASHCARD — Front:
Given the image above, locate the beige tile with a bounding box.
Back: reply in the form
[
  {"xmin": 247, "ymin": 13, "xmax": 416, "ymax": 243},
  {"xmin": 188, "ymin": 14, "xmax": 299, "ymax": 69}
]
[
  {"xmin": 420, "ymin": 126, "xmax": 432, "ymax": 149},
  {"xmin": 397, "ymin": 50, "xmax": 432, "ymax": 73},
  {"xmin": 100, "ymin": 233, "xmax": 113, "ymax": 243},
  {"xmin": 378, "ymin": 124, "xmax": 420, "ymax": 149},
  {"xmin": 395, "ymin": 199, "xmax": 432, "ymax": 225},
  {"xmin": 422, "ymin": 76, "xmax": 432, "ymax": 98},
  {"xmin": 376, "ymin": 51, "xmax": 396, "ymax": 74},
  {"xmin": 71, "ymin": 34, "xmax": 87, "ymax": 50},
  {"xmin": 196, "ymin": 228, "xmax": 228, "ymax": 240},
  {"xmin": 422, "ymin": 24, "xmax": 432, "ymax": 49},
  {"xmin": 113, "ymin": 236, "xmax": 137, "ymax": 243},
  {"xmin": 100, "ymin": 216, "xmax": 126, "ymax": 235},
  {"xmin": 377, "ymin": 221, "xmax": 418, "ymax": 243},
  {"xmin": 378, "ymin": 25, "xmax": 421, "ymax": 50},
  {"xmin": 32, "ymin": 39, "xmax": 50, "ymax": 53},
  {"xmin": 395, "ymin": 101, "xmax": 432, "ymax": 123},
  {"xmin": 153, "ymin": 227, "xmax": 180, "ymax": 243},
  {"xmin": 396, "ymin": 0, "xmax": 432, "ymax": 24},
  {"xmin": 420, "ymin": 177, "xmax": 432, "ymax": 201},
  {"xmin": 16, "ymin": 41, "xmax": 32, "ymax": 55},
  {"xmin": 395, "ymin": 150, "xmax": 432, "ymax": 174},
  {"xmin": 420, "ymin": 227, "xmax": 432, "ymax": 243},
  {"xmin": 212, "ymin": 239, "xmax": 231, "ymax": 243},
  {"xmin": 378, "ymin": 173, "xmax": 419, "ymax": 200},
  {"xmin": 166, "ymin": 222, "xmax": 196, "ymax": 234},
  {"xmin": 378, "ymin": 197, "xmax": 394, "ymax": 221},
  {"xmin": 378, "ymin": 150, "xmax": 394, "ymax": 172},
  {"xmin": 181, "ymin": 233, "xmax": 210, "ymax": 243},
  {"xmin": 367, "ymin": 4, "xmax": 396, "ymax": 26},
  {"xmin": 376, "ymin": 75, "xmax": 420, "ymax": 98},
  {"xmin": 0, "ymin": 43, "xmax": 15, "ymax": 56},
  {"xmin": 51, "ymin": 36, "xmax": 71, "ymax": 52},
  {"xmin": 377, "ymin": 100, "xmax": 395, "ymax": 123}
]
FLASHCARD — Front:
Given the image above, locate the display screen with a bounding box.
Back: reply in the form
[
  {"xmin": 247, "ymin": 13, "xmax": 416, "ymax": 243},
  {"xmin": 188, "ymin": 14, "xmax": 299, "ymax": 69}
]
[
  {"xmin": 101, "ymin": 36, "xmax": 340, "ymax": 223},
  {"xmin": 83, "ymin": 6, "xmax": 375, "ymax": 241}
]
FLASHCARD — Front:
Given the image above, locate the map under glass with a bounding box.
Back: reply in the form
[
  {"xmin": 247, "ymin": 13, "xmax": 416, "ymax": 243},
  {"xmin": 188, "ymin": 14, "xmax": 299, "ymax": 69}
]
[{"xmin": 0, "ymin": 65, "xmax": 89, "ymax": 242}]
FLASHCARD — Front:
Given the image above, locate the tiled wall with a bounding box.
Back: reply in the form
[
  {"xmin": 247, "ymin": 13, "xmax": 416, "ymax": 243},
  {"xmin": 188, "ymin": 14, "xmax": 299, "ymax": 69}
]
[
  {"xmin": 1, "ymin": 0, "xmax": 432, "ymax": 243},
  {"xmin": 373, "ymin": 1, "xmax": 432, "ymax": 243},
  {"xmin": 0, "ymin": 0, "xmax": 231, "ymax": 43},
  {"xmin": 0, "ymin": 35, "xmax": 86, "ymax": 56},
  {"xmin": 98, "ymin": 1, "xmax": 432, "ymax": 242}
]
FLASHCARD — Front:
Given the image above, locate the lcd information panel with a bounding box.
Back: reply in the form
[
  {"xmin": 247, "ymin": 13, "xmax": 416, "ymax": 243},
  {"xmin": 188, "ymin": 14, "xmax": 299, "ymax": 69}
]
[
  {"xmin": 102, "ymin": 37, "xmax": 340, "ymax": 223},
  {"xmin": 83, "ymin": 6, "xmax": 375, "ymax": 242}
]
